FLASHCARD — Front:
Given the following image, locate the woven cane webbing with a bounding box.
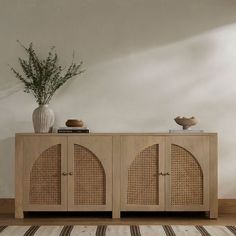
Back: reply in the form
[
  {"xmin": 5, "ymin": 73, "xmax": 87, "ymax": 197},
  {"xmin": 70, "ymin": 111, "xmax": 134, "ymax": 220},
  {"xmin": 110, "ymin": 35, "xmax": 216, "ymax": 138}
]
[
  {"xmin": 127, "ymin": 144, "xmax": 159, "ymax": 205},
  {"xmin": 74, "ymin": 144, "xmax": 106, "ymax": 205},
  {"xmin": 29, "ymin": 144, "xmax": 61, "ymax": 205},
  {"xmin": 171, "ymin": 144, "xmax": 203, "ymax": 205}
]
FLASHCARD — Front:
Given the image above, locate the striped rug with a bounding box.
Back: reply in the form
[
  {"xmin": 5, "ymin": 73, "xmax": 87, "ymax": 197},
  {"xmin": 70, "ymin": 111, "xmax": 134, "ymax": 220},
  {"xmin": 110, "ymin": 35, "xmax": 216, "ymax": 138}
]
[{"xmin": 0, "ymin": 225, "xmax": 235, "ymax": 236}]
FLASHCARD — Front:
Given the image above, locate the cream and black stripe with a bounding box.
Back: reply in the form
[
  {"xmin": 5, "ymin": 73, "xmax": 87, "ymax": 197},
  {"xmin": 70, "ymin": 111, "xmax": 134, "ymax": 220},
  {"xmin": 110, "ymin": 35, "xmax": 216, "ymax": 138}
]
[
  {"xmin": 0, "ymin": 225, "xmax": 236, "ymax": 235},
  {"xmin": 163, "ymin": 225, "xmax": 176, "ymax": 236},
  {"xmin": 24, "ymin": 226, "xmax": 40, "ymax": 236},
  {"xmin": 195, "ymin": 225, "xmax": 211, "ymax": 236},
  {"xmin": 226, "ymin": 226, "xmax": 236, "ymax": 235},
  {"xmin": 96, "ymin": 225, "xmax": 107, "ymax": 236},
  {"xmin": 0, "ymin": 226, "xmax": 7, "ymax": 233},
  {"xmin": 130, "ymin": 225, "xmax": 141, "ymax": 236},
  {"xmin": 59, "ymin": 225, "xmax": 73, "ymax": 236}
]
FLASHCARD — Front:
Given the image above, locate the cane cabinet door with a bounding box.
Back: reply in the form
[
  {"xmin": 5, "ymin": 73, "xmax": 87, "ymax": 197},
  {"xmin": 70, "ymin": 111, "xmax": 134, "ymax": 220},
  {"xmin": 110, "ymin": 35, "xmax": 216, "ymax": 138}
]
[
  {"xmin": 68, "ymin": 136, "xmax": 112, "ymax": 211},
  {"xmin": 121, "ymin": 136, "xmax": 165, "ymax": 211},
  {"xmin": 165, "ymin": 136, "xmax": 209, "ymax": 211},
  {"xmin": 23, "ymin": 136, "xmax": 67, "ymax": 211}
]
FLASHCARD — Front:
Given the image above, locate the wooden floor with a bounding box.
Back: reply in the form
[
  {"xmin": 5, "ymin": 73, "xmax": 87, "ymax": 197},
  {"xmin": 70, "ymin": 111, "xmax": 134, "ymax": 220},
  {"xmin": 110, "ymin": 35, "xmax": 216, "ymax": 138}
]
[{"xmin": 0, "ymin": 212, "xmax": 235, "ymax": 226}]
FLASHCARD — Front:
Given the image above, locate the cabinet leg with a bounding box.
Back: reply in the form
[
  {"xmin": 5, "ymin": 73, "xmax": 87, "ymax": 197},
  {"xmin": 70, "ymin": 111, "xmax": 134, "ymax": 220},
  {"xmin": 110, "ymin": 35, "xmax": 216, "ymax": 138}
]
[
  {"xmin": 15, "ymin": 210, "xmax": 24, "ymax": 219},
  {"xmin": 112, "ymin": 210, "xmax": 120, "ymax": 219},
  {"xmin": 205, "ymin": 211, "xmax": 218, "ymax": 219}
]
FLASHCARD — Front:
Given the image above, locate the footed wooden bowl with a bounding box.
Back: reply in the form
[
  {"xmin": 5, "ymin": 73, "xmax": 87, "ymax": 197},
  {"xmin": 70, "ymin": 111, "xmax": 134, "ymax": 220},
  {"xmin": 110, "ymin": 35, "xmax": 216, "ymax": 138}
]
[
  {"xmin": 65, "ymin": 119, "xmax": 84, "ymax": 127},
  {"xmin": 174, "ymin": 116, "xmax": 197, "ymax": 130}
]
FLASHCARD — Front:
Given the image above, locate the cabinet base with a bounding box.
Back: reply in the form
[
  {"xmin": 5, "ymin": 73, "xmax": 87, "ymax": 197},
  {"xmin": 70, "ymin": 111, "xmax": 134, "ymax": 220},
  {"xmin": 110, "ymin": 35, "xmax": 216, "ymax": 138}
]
[{"xmin": 15, "ymin": 211, "xmax": 218, "ymax": 219}]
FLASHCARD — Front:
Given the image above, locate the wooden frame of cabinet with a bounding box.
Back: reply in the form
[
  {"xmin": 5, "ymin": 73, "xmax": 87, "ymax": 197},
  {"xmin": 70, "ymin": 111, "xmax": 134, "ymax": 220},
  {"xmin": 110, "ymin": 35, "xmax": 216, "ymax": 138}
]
[
  {"xmin": 165, "ymin": 136, "xmax": 210, "ymax": 211},
  {"xmin": 120, "ymin": 136, "xmax": 165, "ymax": 211},
  {"xmin": 23, "ymin": 136, "xmax": 68, "ymax": 212},
  {"xmin": 67, "ymin": 136, "xmax": 112, "ymax": 211},
  {"xmin": 15, "ymin": 133, "xmax": 218, "ymax": 219}
]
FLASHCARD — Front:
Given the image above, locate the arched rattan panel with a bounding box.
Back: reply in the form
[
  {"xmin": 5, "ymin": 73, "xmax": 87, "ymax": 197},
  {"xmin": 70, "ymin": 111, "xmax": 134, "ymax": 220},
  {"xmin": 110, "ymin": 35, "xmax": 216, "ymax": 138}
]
[
  {"xmin": 127, "ymin": 144, "xmax": 159, "ymax": 205},
  {"xmin": 29, "ymin": 144, "xmax": 61, "ymax": 205},
  {"xmin": 171, "ymin": 144, "xmax": 203, "ymax": 205},
  {"xmin": 74, "ymin": 144, "xmax": 106, "ymax": 205}
]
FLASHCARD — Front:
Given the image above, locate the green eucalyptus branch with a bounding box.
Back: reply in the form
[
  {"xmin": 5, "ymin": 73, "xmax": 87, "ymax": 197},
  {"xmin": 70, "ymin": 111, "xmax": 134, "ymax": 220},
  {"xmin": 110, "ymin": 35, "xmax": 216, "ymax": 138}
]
[{"xmin": 10, "ymin": 41, "xmax": 85, "ymax": 105}]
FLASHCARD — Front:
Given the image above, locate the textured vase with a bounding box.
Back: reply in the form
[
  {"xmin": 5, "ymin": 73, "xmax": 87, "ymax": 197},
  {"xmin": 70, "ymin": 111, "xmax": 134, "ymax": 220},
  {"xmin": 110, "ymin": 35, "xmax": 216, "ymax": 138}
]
[{"xmin": 32, "ymin": 105, "xmax": 55, "ymax": 133}]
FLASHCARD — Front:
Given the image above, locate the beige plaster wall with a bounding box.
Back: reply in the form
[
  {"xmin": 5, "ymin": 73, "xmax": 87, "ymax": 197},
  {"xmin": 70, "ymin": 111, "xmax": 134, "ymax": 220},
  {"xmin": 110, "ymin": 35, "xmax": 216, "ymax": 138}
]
[{"xmin": 0, "ymin": 0, "xmax": 236, "ymax": 198}]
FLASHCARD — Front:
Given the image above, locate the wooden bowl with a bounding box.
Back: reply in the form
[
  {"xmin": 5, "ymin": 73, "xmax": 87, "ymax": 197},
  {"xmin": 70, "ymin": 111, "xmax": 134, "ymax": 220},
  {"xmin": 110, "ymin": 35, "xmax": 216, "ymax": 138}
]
[
  {"xmin": 65, "ymin": 119, "xmax": 84, "ymax": 127},
  {"xmin": 174, "ymin": 116, "xmax": 198, "ymax": 130}
]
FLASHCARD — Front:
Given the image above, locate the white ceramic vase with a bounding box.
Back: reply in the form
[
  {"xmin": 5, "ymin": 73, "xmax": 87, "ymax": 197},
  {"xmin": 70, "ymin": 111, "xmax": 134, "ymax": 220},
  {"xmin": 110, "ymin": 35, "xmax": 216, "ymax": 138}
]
[{"xmin": 32, "ymin": 105, "xmax": 55, "ymax": 133}]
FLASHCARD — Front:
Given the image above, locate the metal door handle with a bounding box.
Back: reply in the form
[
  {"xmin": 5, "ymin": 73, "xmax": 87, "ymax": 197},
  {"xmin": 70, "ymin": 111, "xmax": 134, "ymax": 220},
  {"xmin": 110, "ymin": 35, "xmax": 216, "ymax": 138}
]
[{"xmin": 62, "ymin": 172, "xmax": 68, "ymax": 176}]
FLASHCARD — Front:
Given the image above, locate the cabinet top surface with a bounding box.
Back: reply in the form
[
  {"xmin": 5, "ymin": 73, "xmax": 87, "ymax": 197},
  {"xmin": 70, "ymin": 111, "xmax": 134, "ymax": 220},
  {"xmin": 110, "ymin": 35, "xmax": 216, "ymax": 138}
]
[{"xmin": 16, "ymin": 132, "xmax": 217, "ymax": 136}]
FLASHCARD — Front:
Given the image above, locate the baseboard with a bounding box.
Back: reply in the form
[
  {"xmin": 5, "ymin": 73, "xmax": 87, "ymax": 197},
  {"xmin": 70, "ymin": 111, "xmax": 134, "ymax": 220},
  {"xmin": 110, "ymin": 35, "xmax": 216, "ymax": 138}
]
[
  {"xmin": 219, "ymin": 199, "xmax": 236, "ymax": 214},
  {"xmin": 0, "ymin": 198, "xmax": 236, "ymax": 214},
  {"xmin": 0, "ymin": 198, "xmax": 14, "ymax": 214}
]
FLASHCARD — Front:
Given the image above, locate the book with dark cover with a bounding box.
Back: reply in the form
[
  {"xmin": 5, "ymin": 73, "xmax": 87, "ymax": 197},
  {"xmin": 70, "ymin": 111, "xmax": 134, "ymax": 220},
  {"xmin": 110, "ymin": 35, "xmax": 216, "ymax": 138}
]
[{"xmin": 57, "ymin": 129, "xmax": 89, "ymax": 133}]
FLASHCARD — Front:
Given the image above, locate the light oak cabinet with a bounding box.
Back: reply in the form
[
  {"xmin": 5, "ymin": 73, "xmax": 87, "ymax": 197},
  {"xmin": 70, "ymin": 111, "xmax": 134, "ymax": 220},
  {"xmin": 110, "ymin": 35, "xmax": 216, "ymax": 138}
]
[
  {"xmin": 15, "ymin": 134, "xmax": 112, "ymax": 218},
  {"xmin": 120, "ymin": 134, "xmax": 217, "ymax": 219},
  {"xmin": 15, "ymin": 133, "xmax": 217, "ymax": 219}
]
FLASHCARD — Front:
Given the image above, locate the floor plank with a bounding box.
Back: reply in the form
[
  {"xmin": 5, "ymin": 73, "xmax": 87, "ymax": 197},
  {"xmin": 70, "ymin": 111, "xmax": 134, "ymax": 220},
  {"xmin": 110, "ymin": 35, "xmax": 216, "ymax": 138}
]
[{"xmin": 0, "ymin": 213, "xmax": 235, "ymax": 226}]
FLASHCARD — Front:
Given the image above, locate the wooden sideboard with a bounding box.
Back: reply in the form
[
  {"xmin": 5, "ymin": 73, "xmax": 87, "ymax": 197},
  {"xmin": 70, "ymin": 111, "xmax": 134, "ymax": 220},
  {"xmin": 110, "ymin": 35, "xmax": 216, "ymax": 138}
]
[{"xmin": 15, "ymin": 133, "xmax": 218, "ymax": 219}]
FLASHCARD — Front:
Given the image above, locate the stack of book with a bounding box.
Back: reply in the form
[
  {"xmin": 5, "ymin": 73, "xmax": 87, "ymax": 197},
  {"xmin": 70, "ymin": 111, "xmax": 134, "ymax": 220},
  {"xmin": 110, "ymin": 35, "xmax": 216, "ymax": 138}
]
[{"xmin": 57, "ymin": 127, "xmax": 89, "ymax": 133}]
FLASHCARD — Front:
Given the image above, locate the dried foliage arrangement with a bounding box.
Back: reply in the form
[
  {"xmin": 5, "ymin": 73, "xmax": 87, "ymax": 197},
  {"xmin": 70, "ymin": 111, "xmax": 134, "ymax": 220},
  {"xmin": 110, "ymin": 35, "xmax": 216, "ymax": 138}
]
[{"xmin": 10, "ymin": 41, "xmax": 85, "ymax": 105}]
